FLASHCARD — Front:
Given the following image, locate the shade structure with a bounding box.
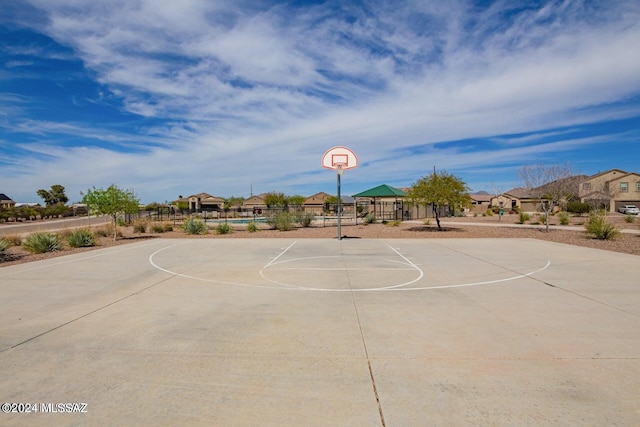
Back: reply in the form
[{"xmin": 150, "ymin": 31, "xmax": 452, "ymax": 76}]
[{"xmin": 352, "ymin": 184, "xmax": 407, "ymax": 198}]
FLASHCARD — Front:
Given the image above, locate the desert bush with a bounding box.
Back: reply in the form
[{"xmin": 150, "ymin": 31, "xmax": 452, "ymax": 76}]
[
  {"xmin": 295, "ymin": 212, "xmax": 315, "ymax": 227},
  {"xmin": 485, "ymin": 208, "xmax": 494, "ymax": 216},
  {"xmin": 363, "ymin": 213, "xmax": 377, "ymax": 224},
  {"xmin": 585, "ymin": 211, "xmax": 619, "ymax": 240},
  {"xmin": 387, "ymin": 220, "xmax": 401, "ymax": 226},
  {"xmin": 517, "ymin": 212, "xmax": 530, "ymax": 224},
  {"xmin": 246, "ymin": 221, "xmax": 258, "ymax": 233},
  {"xmin": 2, "ymin": 234, "xmax": 22, "ymax": 246},
  {"xmin": 152, "ymin": 224, "xmax": 166, "ymax": 233},
  {"xmin": 183, "ymin": 218, "xmax": 208, "ymax": 235},
  {"xmin": 23, "ymin": 232, "xmax": 63, "ymax": 254},
  {"xmin": 267, "ymin": 212, "xmax": 295, "ymax": 231},
  {"xmin": 624, "ymin": 215, "xmax": 636, "ymax": 224},
  {"xmin": 559, "ymin": 212, "xmax": 570, "ymax": 225},
  {"xmin": 215, "ymin": 222, "xmax": 232, "ymax": 234},
  {"xmin": 67, "ymin": 229, "xmax": 96, "ymax": 248},
  {"xmin": 566, "ymin": 201, "xmax": 591, "ymax": 216},
  {"xmin": 132, "ymin": 220, "xmax": 147, "ymax": 234},
  {"xmin": 94, "ymin": 227, "xmax": 110, "ymax": 237},
  {"xmin": 163, "ymin": 223, "xmax": 173, "ymax": 232}
]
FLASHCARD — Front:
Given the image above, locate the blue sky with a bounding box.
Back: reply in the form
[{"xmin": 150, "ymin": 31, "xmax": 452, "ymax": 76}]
[{"xmin": 2, "ymin": 0, "xmax": 640, "ymax": 204}]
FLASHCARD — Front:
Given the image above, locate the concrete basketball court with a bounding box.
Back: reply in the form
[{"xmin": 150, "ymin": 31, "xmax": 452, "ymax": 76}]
[{"xmin": 1, "ymin": 237, "xmax": 639, "ymax": 426}]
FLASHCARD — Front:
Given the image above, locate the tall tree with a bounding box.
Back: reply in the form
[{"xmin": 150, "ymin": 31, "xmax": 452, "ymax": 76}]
[
  {"xmin": 408, "ymin": 170, "xmax": 472, "ymax": 230},
  {"xmin": 81, "ymin": 184, "xmax": 140, "ymax": 240},
  {"xmin": 264, "ymin": 192, "xmax": 287, "ymax": 208},
  {"xmin": 287, "ymin": 195, "xmax": 306, "ymax": 208},
  {"xmin": 37, "ymin": 184, "xmax": 69, "ymax": 206},
  {"xmin": 519, "ymin": 163, "xmax": 576, "ymax": 232}
]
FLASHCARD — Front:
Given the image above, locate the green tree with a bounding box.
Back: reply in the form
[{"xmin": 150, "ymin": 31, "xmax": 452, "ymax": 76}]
[
  {"xmin": 264, "ymin": 192, "xmax": 288, "ymax": 208},
  {"xmin": 37, "ymin": 184, "xmax": 69, "ymax": 206},
  {"xmin": 408, "ymin": 170, "xmax": 472, "ymax": 230},
  {"xmin": 81, "ymin": 184, "xmax": 140, "ymax": 240},
  {"xmin": 287, "ymin": 195, "xmax": 306, "ymax": 211},
  {"xmin": 224, "ymin": 196, "xmax": 245, "ymax": 212}
]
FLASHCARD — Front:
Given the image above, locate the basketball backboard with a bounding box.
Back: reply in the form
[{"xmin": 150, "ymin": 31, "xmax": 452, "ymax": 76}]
[{"xmin": 322, "ymin": 146, "xmax": 358, "ymax": 171}]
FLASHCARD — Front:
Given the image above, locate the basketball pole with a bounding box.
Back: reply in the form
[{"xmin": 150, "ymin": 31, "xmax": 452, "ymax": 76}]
[{"xmin": 337, "ymin": 166, "xmax": 342, "ymax": 240}]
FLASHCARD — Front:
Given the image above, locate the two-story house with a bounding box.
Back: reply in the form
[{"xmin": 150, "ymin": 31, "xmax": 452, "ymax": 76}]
[{"xmin": 579, "ymin": 169, "xmax": 640, "ymax": 212}]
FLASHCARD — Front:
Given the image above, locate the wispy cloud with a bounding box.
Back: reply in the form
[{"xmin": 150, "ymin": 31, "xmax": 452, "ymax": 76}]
[{"xmin": 1, "ymin": 0, "xmax": 639, "ymax": 202}]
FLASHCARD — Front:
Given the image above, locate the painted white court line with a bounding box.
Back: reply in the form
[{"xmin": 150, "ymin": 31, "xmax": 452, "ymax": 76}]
[
  {"xmin": 263, "ymin": 241, "xmax": 298, "ymax": 268},
  {"xmin": 0, "ymin": 240, "xmax": 166, "ymax": 277},
  {"xmin": 148, "ymin": 241, "xmax": 551, "ymax": 292}
]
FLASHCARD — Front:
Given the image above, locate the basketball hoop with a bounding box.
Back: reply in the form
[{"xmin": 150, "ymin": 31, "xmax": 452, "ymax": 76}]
[
  {"xmin": 321, "ymin": 146, "xmax": 358, "ymax": 240},
  {"xmin": 322, "ymin": 146, "xmax": 358, "ymax": 172}
]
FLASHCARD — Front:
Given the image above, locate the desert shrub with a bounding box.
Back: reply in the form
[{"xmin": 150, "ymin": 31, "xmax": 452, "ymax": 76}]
[
  {"xmin": 624, "ymin": 215, "xmax": 636, "ymax": 224},
  {"xmin": 215, "ymin": 222, "xmax": 232, "ymax": 234},
  {"xmin": 246, "ymin": 222, "xmax": 258, "ymax": 233},
  {"xmin": 163, "ymin": 223, "xmax": 173, "ymax": 232},
  {"xmin": 517, "ymin": 212, "xmax": 530, "ymax": 224},
  {"xmin": 117, "ymin": 218, "xmax": 127, "ymax": 227},
  {"xmin": 2, "ymin": 234, "xmax": 22, "ymax": 246},
  {"xmin": 23, "ymin": 232, "xmax": 63, "ymax": 253},
  {"xmin": 94, "ymin": 225, "xmax": 120, "ymax": 238},
  {"xmin": 423, "ymin": 218, "xmax": 431, "ymax": 225},
  {"xmin": 559, "ymin": 212, "xmax": 570, "ymax": 225},
  {"xmin": 67, "ymin": 229, "xmax": 96, "ymax": 248},
  {"xmin": 0, "ymin": 238, "xmax": 9, "ymax": 255},
  {"xmin": 132, "ymin": 220, "xmax": 147, "ymax": 234},
  {"xmin": 275, "ymin": 212, "xmax": 295, "ymax": 231},
  {"xmin": 387, "ymin": 220, "xmax": 401, "ymax": 226},
  {"xmin": 183, "ymin": 218, "xmax": 208, "ymax": 235},
  {"xmin": 363, "ymin": 213, "xmax": 377, "ymax": 224},
  {"xmin": 152, "ymin": 224, "xmax": 166, "ymax": 233},
  {"xmin": 566, "ymin": 201, "xmax": 591, "ymax": 216},
  {"xmin": 295, "ymin": 212, "xmax": 315, "ymax": 227},
  {"xmin": 585, "ymin": 211, "xmax": 619, "ymax": 240},
  {"xmin": 485, "ymin": 208, "xmax": 494, "ymax": 216}
]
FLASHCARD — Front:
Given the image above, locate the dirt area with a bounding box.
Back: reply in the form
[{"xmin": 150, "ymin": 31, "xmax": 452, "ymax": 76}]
[{"xmin": 1, "ymin": 214, "xmax": 639, "ymax": 268}]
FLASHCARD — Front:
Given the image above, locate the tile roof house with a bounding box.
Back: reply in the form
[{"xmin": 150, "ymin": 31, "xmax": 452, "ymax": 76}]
[
  {"xmin": 579, "ymin": 169, "xmax": 640, "ymax": 212},
  {"xmin": 0, "ymin": 193, "xmax": 16, "ymax": 209}
]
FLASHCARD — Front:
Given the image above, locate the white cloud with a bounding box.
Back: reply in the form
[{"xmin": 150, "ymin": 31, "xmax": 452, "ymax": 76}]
[{"xmin": 3, "ymin": 0, "xmax": 640, "ymax": 202}]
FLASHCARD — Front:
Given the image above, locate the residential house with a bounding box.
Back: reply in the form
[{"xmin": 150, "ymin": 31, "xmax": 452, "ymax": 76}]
[
  {"xmin": 304, "ymin": 192, "xmax": 332, "ymax": 215},
  {"xmin": 490, "ymin": 188, "xmax": 537, "ymax": 212},
  {"xmin": 182, "ymin": 192, "xmax": 225, "ymax": 214},
  {"xmin": 579, "ymin": 169, "xmax": 640, "ymax": 212},
  {"xmin": 0, "ymin": 193, "xmax": 16, "ymax": 209},
  {"xmin": 242, "ymin": 193, "xmax": 268, "ymax": 214},
  {"xmin": 469, "ymin": 192, "xmax": 492, "ymax": 214},
  {"xmin": 492, "ymin": 175, "xmax": 586, "ymax": 213}
]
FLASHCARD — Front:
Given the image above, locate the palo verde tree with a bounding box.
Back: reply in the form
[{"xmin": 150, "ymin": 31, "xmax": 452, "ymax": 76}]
[
  {"xmin": 519, "ymin": 163, "xmax": 577, "ymax": 232},
  {"xmin": 81, "ymin": 184, "xmax": 140, "ymax": 240},
  {"xmin": 264, "ymin": 192, "xmax": 288, "ymax": 208},
  {"xmin": 287, "ymin": 195, "xmax": 306, "ymax": 211},
  {"xmin": 37, "ymin": 184, "xmax": 69, "ymax": 206},
  {"xmin": 408, "ymin": 170, "xmax": 472, "ymax": 230}
]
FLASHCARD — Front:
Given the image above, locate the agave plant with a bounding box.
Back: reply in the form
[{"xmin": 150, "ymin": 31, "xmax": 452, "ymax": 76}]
[
  {"xmin": 67, "ymin": 229, "xmax": 96, "ymax": 248},
  {"xmin": 23, "ymin": 232, "xmax": 63, "ymax": 254},
  {"xmin": 183, "ymin": 218, "xmax": 208, "ymax": 235}
]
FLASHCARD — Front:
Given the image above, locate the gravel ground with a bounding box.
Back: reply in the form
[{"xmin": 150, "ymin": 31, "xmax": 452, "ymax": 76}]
[{"xmin": 1, "ymin": 214, "xmax": 639, "ymax": 267}]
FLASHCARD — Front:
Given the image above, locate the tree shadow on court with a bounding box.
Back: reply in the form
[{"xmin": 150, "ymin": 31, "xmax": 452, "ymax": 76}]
[{"xmin": 407, "ymin": 226, "xmax": 465, "ymax": 233}]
